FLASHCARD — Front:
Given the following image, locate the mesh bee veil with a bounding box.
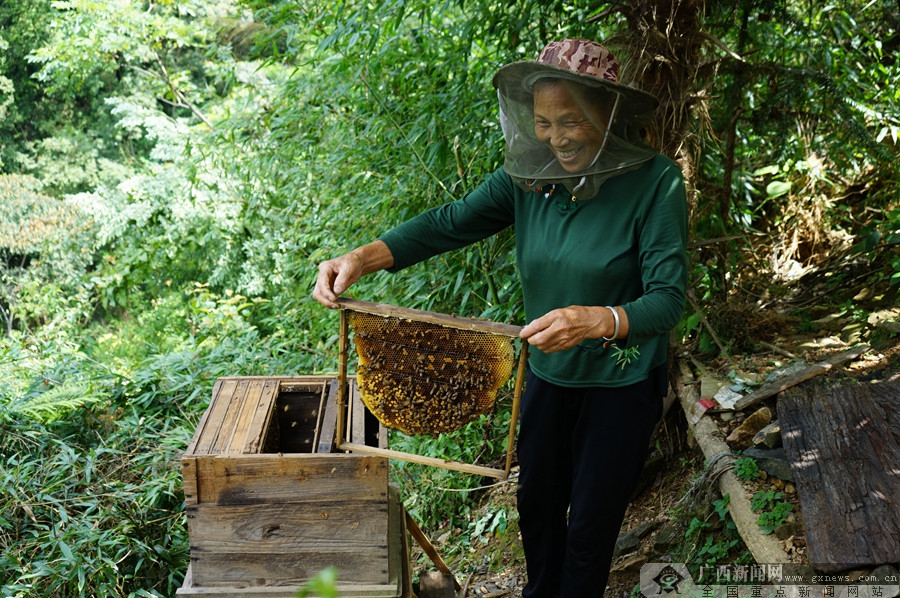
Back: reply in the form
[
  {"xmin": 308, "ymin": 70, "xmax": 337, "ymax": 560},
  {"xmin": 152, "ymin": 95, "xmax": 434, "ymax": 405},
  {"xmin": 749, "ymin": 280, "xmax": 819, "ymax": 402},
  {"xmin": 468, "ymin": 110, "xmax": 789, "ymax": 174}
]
[{"xmin": 492, "ymin": 39, "xmax": 660, "ymax": 199}]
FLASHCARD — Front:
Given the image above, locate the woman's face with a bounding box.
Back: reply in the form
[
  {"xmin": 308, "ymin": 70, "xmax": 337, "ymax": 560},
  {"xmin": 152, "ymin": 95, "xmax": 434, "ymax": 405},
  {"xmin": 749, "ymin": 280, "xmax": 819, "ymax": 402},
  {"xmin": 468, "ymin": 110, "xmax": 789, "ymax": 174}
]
[{"xmin": 533, "ymin": 80, "xmax": 611, "ymax": 173}]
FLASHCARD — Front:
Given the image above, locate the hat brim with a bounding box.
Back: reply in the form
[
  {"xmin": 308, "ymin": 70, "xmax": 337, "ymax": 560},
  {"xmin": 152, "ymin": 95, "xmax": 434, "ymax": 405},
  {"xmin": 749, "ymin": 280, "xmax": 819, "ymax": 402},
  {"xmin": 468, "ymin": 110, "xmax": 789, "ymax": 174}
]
[{"xmin": 492, "ymin": 61, "xmax": 659, "ymax": 118}]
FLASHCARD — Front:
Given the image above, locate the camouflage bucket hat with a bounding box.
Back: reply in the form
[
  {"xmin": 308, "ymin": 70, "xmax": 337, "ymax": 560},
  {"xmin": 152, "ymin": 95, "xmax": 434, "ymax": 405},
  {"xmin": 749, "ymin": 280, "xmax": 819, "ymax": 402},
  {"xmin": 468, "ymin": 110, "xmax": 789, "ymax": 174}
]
[{"xmin": 492, "ymin": 38, "xmax": 659, "ymax": 117}]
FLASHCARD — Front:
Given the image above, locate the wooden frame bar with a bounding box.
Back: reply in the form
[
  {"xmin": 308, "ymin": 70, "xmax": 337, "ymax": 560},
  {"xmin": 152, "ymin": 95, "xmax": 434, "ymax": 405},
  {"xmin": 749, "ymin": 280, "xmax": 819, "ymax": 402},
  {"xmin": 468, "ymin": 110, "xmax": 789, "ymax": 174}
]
[
  {"xmin": 338, "ymin": 297, "xmax": 522, "ymax": 336},
  {"xmin": 336, "ymin": 308, "xmax": 350, "ymax": 449}
]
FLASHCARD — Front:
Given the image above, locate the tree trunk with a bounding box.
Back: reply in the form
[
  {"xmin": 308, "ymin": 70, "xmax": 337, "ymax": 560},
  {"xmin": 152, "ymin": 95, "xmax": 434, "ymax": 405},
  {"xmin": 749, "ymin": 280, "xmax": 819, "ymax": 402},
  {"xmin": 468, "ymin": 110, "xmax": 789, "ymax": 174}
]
[{"xmin": 599, "ymin": 0, "xmax": 714, "ymax": 222}]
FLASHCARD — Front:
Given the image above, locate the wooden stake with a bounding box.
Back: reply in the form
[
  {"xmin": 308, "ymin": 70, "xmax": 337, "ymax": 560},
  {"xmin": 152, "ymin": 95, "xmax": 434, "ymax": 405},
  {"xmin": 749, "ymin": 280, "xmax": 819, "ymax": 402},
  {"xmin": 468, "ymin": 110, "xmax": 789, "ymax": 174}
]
[
  {"xmin": 504, "ymin": 343, "xmax": 528, "ymax": 478},
  {"xmin": 405, "ymin": 512, "xmax": 461, "ymax": 593}
]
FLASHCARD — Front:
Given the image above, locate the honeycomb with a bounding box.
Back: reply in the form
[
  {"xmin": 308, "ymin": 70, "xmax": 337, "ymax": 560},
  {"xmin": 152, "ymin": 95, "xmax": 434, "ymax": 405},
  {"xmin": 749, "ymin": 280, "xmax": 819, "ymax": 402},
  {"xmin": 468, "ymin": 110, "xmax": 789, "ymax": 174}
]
[{"xmin": 348, "ymin": 311, "xmax": 516, "ymax": 435}]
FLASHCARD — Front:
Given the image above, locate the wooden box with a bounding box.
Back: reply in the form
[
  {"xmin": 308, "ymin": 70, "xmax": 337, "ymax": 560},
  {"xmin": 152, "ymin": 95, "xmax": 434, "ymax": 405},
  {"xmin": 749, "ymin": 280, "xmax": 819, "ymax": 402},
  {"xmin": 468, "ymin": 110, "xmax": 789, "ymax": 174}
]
[{"xmin": 177, "ymin": 376, "xmax": 409, "ymax": 597}]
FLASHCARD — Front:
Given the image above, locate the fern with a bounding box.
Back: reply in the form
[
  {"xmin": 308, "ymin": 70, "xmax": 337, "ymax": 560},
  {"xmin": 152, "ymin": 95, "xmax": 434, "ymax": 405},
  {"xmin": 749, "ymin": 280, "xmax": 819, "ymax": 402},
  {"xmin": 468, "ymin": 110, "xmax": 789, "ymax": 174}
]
[{"xmin": 5, "ymin": 381, "xmax": 103, "ymax": 422}]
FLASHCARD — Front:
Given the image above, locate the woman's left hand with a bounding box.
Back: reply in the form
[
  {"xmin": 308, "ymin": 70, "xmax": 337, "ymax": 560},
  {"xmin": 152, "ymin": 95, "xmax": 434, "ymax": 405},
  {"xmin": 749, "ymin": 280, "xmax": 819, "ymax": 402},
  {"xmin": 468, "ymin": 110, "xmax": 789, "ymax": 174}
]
[
  {"xmin": 519, "ymin": 305, "xmax": 628, "ymax": 353},
  {"xmin": 520, "ymin": 306, "xmax": 607, "ymax": 353}
]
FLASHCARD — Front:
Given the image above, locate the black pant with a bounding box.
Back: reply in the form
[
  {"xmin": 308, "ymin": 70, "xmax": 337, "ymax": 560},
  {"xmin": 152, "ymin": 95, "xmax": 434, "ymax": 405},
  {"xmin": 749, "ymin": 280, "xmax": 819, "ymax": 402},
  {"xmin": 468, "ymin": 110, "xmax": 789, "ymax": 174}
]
[{"xmin": 517, "ymin": 364, "xmax": 666, "ymax": 598}]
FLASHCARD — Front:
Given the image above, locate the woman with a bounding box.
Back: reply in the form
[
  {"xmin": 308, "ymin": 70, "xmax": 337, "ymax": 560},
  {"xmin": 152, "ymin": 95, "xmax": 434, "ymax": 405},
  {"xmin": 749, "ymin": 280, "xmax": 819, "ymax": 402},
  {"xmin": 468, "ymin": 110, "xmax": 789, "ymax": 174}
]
[{"xmin": 313, "ymin": 38, "xmax": 688, "ymax": 598}]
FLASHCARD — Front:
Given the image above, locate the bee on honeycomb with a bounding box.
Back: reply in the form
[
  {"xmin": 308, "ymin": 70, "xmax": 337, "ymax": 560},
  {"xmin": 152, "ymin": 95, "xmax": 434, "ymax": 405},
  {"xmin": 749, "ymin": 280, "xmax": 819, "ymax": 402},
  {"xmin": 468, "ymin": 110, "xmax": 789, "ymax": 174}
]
[{"xmin": 349, "ymin": 312, "xmax": 515, "ymax": 435}]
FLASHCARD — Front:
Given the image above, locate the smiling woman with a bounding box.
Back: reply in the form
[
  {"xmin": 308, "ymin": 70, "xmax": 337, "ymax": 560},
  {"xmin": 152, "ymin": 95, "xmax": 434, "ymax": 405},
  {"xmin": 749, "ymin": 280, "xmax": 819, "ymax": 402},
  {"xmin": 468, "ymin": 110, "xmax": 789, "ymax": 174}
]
[
  {"xmin": 492, "ymin": 38, "xmax": 660, "ymax": 200},
  {"xmin": 313, "ymin": 38, "xmax": 688, "ymax": 598},
  {"xmin": 532, "ymin": 79, "xmax": 613, "ymax": 173}
]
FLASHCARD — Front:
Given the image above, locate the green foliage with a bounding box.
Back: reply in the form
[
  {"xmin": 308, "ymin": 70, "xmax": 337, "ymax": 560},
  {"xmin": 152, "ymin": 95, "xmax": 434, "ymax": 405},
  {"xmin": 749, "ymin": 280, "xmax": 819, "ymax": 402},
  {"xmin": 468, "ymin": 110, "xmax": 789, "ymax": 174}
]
[
  {"xmin": 0, "ymin": 0, "xmax": 53, "ymax": 170},
  {"xmin": 884, "ymin": 208, "xmax": 900, "ymax": 286},
  {"xmin": 0, "ymin": 174, "xmax": 95, "ymax": 335},
  {"xmin": 732, "ymin": 456, "xmax": 761, "ymax": 481},
  {"xmin": 453, "ymin": 501, "xmax": 523, "ymax": 573},
  {"xmin": 689, "ymin": 0, "xmax": 899, "ymax": 306},
  {"xmin": 757, "ymin": 500, "xmax": 794, "ymax": 535},
  {"xmin": 751, "ymin": 489, "xmax": 794, "ymax": 534},
  {"xmin": 27, "ymin": 0, "xmax": 214, "ymax": 98},
  {"xmin": 611, "ymin": 345, "xmax": 641, "ymax": 370},
  {"xmin": 0, "ymin": 174, "xmax": 79, "ymax": 254},
  {"xmin": 750, "ymin": 489, "xmax": 778, "ymax": 511},
  {"xmin": 390, "ymin": 399, "xmax": 514, "ymax": 530},
  {"xmin": 714, "ymin": 0, "xmax": 898, "ymax": 174},
  {"xmin": 0, "ymin": 36, "xmax": 14, "ymax": 134},
  {"xmin": 297, "ymin": 567, "xmax": 338, "ymax": 598},
  {"xmin": 0, "ymin": 413, "xmax": 191, "ymax": 596},
  {"xmin": 0, "ymin": 274, "xmax": 302, "ymax": 595},
  {"xmin": 681, "ymin": 493, "xmax": 746, "ymax": 567},
  {"xmin": 4, "ymin": 380, "xmax": 102, "ymax": 422}
]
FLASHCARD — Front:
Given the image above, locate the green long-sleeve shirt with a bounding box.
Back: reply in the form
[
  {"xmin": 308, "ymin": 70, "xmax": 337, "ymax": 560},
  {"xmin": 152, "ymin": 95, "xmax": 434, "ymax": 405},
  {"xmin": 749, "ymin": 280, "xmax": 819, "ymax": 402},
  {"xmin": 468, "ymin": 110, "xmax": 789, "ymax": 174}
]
[{"xmin": 379, "ymin": 154, "xmax": 688, "ymax": 387}]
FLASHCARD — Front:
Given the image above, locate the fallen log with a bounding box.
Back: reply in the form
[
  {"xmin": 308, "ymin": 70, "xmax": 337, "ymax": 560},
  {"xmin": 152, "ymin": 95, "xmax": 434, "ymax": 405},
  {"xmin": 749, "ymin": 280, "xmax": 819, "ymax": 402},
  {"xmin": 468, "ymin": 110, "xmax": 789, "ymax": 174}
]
[{"xmin": 675, "ymin": 360, "xmax": 792, "ymax": 565}]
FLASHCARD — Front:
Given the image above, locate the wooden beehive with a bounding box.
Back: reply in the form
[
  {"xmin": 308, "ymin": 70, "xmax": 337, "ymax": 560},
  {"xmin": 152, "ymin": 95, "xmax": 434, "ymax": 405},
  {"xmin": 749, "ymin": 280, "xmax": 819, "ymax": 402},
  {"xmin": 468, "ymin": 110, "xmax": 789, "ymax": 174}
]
[{"xmin": 177, "ymin": 376, "xmax": 411, "ymax": 597}]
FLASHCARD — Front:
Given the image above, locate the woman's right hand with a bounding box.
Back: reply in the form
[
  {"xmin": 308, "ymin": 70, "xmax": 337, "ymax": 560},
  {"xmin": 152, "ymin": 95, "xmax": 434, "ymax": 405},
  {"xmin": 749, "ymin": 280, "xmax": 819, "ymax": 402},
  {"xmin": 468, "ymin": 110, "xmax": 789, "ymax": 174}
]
[
  {"xmin": 312, "ymin": 252, "xmax": 365, "ymax": 309},
  {"xmin": 311, "ymin": 240, "xmax": 395, "ymax": 309}
]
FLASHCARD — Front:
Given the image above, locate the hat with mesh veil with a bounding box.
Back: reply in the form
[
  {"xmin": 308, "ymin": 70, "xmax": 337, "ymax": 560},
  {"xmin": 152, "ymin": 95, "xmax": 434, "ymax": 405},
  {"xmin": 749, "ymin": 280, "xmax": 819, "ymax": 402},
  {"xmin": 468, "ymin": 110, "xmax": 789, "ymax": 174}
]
[
  {"xmin": 492, "ymin": 39, "xmax": 659, "ymax": 199},
  {"xmin": 493, "ymin": 38, "xmax": 659, "ymax": 117}
]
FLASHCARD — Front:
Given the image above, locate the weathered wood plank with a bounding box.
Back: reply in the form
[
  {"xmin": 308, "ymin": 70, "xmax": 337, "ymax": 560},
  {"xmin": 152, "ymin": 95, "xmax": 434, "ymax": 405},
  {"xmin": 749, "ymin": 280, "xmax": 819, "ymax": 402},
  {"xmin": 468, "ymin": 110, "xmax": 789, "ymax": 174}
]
[
  {"xmin": 386, "ymin": 484, "xmax": 406, "ymax": 597},
  {"xmin": 732, "ymin": 345, "xmax": 869, "ymax": 411},
  {"xmin": 351, "ymin": 380, "xmax": 366, "ymax": 446},
  {"xmin": 211, "ymin": 378, "xmax": 249, "ymax": 454},
  {"xmin": 779, "ymin": 377, "xmax": 900, "ymax": 571},
  {"xmin": 193, "ymin": 454, "xmax": 388, "ymax": 505},
  {"xmin": 338, "ymin": 309, "xmax": 350, "ymax": 448},
  {"xmin": 317, "ymin": 379, "xmax": 340, "ymax": 454},
  {"xmin": 193, "ymin": 378, "xmax": 238, "ymax": 455},
  {"xmin": 223, "ymin": 378, "xmax": 265, "ymax": 454},
  {"xmin": 182, "ymin": 457, "xmax": 199, "ymax": 507},
  {"xmin": 378, "ymin": 419, "xmax": 388, "ymax": 449},
  {"xmin": 190, "ymin": 550, "xmax": 389, "ymax": 588},
  {"xmin": 186, "ymin": 378, "xmax": 225, "ymax": 455},
  {"xmin": 397, "ymin": 494, "xmax": 413, "ymax": 598},
  {"xmin": 179, "ymin": 491, "xmax": 408, "ymax": 596},
  {"xmin": 179, "ymin": 579, "xmax": 402, "ymax": 598},
  {"xmin": 213, "ymin": 376, "xmax": 331, "ymax": 384},
  {"xmin": 243, "ymin": 378, "xmax": 279, "ymax": 454},
  {"xmin": 311, "ymin": 378, "xmax": 328, "ymax": 451},
  {"xmin": 187, "ymin": 501, "xmax": 389, "ymax": 553}
]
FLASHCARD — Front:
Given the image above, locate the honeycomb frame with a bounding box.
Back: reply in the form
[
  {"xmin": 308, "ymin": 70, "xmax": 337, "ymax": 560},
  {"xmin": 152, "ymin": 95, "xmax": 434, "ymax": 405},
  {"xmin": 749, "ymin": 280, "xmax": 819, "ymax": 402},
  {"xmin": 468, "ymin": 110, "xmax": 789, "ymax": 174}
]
[{"xmin": 335, "ymin": 298, "xmax": 527, "ymax": 480}]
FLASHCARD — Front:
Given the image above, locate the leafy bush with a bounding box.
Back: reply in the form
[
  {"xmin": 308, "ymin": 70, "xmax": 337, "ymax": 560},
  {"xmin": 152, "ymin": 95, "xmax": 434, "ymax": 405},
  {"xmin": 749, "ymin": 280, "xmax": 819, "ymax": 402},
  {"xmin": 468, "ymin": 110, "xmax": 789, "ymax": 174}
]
[
  {"xmin": 751, "ymin": 489, "xmax": 794, "ymax": 535},
  {"xmin": 390, "ymin": 395, "xmax": 515, "ymax": 531},
  {"xmin": 0, "ymin": 277, "xmax": 299, "ymax": 596},
  {"xmin": 0, "ymin": 411, "xmax": 190, "ymax": 596},
  {"xmin": 732, "ymin": 456, "xmax": 761, "ymax": 481}
]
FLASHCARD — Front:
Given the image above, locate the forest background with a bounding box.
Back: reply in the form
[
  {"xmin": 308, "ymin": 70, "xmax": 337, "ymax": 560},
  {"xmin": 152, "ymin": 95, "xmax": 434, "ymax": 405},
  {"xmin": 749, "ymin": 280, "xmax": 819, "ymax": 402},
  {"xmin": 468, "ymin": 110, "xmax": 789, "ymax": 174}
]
[{"xmin": 0, "ymin": 0, "xmax": 898, "ymax": 596}]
